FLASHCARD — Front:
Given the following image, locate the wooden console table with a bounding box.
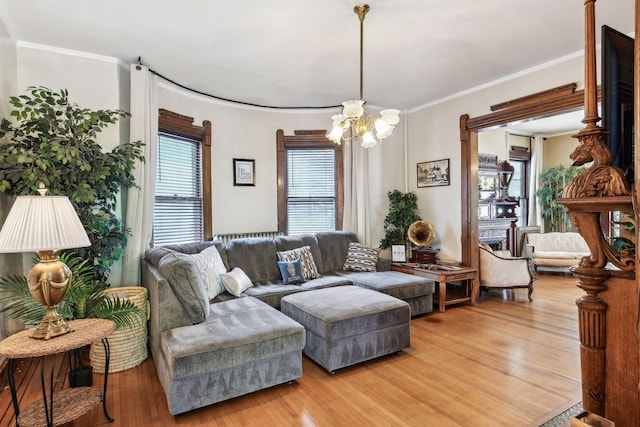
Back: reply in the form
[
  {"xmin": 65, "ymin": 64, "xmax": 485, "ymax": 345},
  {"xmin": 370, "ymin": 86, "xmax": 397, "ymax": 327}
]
[
  {"xmin": 0, "ymin": 318, "xmax": 116, "ymax": 427},
  {"xmin": 391, "ymin": 263, "xmax": 479, "ymax": 312}
]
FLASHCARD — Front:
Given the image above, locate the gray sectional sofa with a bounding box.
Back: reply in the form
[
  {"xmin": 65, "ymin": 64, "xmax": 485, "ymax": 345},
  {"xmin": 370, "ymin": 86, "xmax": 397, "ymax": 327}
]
[{"xmin": 141, "ymin": 231, "xmax": 435, "ymax": 415}]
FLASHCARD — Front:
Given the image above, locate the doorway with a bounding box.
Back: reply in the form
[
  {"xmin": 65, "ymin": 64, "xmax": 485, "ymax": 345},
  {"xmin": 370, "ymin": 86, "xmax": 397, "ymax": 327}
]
[{"xmin": 459, "ymin": 83, "xmax": 588, "ymax": 268}]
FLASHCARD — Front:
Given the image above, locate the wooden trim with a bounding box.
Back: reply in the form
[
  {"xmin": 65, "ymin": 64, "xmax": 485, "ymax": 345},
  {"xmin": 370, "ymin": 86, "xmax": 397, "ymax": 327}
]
[
  {"xmin": 459, "ymin": 85, "xmax": 596, "ymax": 267},
  {"xmin": 490, "ymin": 83, "xmax": 577, "ymax": 112},
  {"xmin": 158, "ymin": 109, "xmax": 213, "ymax": 240},
  {"xmin": 276, "ymin": 130, "xmax": 344, "ymax": 233},
  {"xmin": 202, "ymin": 120, "xmax": 213, "ymax": 240}
]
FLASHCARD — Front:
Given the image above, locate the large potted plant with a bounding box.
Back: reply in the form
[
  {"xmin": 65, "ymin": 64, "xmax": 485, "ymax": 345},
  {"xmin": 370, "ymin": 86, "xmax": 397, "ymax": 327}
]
[
  {"xmin": 0, "ymin": 86, "xmax": 145, "ymax": 282},
  {"xmin": 379, "ymin": 190, "xmax": 421, "ymax": 253},
  {"xmin": 536, "ymin": 165, "xmax": 585, "ymax": 232}
]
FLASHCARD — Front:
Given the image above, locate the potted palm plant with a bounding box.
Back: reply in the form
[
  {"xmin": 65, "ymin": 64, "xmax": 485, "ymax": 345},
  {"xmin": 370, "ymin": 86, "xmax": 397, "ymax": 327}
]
[{"xmin": 0, "ymin": 253, "xmax": 142, "ymax": 386}]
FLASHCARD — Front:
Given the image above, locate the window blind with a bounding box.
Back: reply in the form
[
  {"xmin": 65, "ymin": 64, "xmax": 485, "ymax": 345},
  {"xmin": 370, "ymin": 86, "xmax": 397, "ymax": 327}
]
[
  {"xmin": 286, "ymin": 148, "xmax": 336, "ymax": 235},
  {"xmin": 153, "ymin": 132, "xmax": 203, "ymax": 246}
]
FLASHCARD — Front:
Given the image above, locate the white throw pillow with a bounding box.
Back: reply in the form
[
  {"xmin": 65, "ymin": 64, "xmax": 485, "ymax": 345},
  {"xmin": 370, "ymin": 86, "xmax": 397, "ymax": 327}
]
[
  {"xmin": 220, "ymin": 267, "xmax": 253, "ymax": 297},
  {"xmin": 191, "ymin": 245, "xmax": 227, "ymax": 300}
]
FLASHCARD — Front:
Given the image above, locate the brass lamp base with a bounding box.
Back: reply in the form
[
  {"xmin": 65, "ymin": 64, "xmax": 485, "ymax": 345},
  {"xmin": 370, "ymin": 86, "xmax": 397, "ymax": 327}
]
[
  {"xmin": 27, "ymin": 250, "xmax": 73, "ymax": 340},
  {"xmin": 31, "ymin": 307, "xmax": 71, "ymax": 340}
]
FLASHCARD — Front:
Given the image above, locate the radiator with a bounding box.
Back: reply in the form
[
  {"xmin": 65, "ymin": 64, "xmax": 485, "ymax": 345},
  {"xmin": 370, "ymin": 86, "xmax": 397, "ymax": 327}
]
[{"xmin": 213, "ymin": 231, "xmax": 283, "ymax": 246}]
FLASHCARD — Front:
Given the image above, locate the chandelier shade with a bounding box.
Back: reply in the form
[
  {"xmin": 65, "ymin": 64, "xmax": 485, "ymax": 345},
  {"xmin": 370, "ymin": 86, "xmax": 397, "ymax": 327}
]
[{"xmin": 327, "ymin": 4, "xmax": 400, "ymax": 148}]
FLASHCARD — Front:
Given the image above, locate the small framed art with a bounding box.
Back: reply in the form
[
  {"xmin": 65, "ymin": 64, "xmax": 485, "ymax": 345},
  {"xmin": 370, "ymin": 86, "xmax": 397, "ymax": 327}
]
[
  {"xmin": 233, "ymin": 158, "xmax": 255, "ymax": 186},
  {"xmin": 391, "ymin": 245, "xmax": 407, "ymax": 262},
  {"xmin": 417, "ymin": 158, "xmax": 450, "ymax": 188}
]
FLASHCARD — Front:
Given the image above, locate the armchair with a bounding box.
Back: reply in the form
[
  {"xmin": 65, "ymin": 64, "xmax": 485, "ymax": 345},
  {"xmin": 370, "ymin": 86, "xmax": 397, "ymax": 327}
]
[{"xmin": 478, "ymin": 244, "xmax": 534, "ymax": 301}]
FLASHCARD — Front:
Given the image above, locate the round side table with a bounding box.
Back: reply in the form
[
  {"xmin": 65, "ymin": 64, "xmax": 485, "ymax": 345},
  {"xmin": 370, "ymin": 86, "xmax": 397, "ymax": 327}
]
[{"xmin": 0, "ymin": 318, "xmax": 116, "ymax": 427}]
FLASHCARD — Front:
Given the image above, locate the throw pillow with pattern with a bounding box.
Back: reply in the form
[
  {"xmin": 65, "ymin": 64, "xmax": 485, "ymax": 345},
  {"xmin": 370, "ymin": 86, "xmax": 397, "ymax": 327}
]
[
  {"xmin": 190, "ymin": 245, "xmax": 227, "ymax": 300},
  {"xmin": 343, "ymin": 242, "xmax": 380, "ymax": 272},
  {"xmin": 277, "ymin": 258, "xmax": 306, "ymax": 285},
  {"xmin": 277, "ymin": 246, "xmax": 319, "ymax": 279}
]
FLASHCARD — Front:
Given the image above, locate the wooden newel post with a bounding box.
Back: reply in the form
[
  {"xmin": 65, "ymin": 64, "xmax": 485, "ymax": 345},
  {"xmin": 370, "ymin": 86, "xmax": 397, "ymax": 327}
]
[{"xmin": 572, "ymin": 267, "xmax": 610, "ymax": 415}]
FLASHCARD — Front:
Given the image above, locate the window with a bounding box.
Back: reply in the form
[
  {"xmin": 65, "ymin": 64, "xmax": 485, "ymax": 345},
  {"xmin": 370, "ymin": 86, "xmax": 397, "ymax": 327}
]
[
  {"xmin": 153, "ymin": 109, "xmax": 212, "ymax": 246},
  {"xmin": 277, "ymin": 130, "xmax": 343, "ymax": 235}
]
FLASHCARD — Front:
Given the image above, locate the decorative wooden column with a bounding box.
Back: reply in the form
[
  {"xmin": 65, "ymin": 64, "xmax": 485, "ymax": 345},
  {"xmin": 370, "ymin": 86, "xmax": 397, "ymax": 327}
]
[{"xmin": 558, "ymin": 0, "xmax": 634, "ymax": 420}]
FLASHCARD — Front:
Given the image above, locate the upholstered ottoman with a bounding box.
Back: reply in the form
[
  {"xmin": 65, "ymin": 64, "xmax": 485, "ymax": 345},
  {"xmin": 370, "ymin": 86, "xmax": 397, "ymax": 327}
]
[
  {"xmin": 280, "ymin": 286, "xmax": 410, "ymax": 372},
  {"xmin": 158, "ymin": 297, "xmax": 306, "ymax": 415}
]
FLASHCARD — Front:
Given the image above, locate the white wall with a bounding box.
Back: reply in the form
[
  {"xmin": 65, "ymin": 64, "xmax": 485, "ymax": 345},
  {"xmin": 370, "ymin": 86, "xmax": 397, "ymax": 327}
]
[
  {"xmin": 10, "ymin": 44, "xmax": 407, "ymax": 258},
  {"xmin": 158, "ymin": 83, "xmax": 406, "ymax": 244},
  {"xmin": 0, "ymin": 15, "xmax": 21, "ymax": 339},
  {"xmin": 544, "ymin": 133, "xmax": 578, "ymax": 169},
  {"xmin": 406, "ymin": 54, "xmax": 585, "ymax": 261}
]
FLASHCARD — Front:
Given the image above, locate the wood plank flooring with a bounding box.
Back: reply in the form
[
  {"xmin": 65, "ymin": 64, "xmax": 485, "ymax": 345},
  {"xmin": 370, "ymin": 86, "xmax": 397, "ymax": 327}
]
[{"xmin": 0, "ymin": 274, "xmax": 583, "ymax": 427}]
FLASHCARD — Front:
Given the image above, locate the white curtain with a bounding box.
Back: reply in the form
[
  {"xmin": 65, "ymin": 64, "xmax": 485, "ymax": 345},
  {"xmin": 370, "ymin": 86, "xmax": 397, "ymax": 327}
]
[
  {"xmin": 121, "ymin": 64, "xmax": 158, "ymax": 285},
  {"xmin": 528, "ymin": 135, "xmax": 544, "ymax": 231},
  {"xmin": 343, "ymin": 142, "xmax": 373, "ymax": 245}
]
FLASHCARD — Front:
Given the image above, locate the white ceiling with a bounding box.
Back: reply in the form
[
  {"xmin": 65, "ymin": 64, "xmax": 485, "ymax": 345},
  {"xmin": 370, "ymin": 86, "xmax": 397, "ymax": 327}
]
[{"xmin": 0, "ymin": 0, "xmax": 634, "ymax": 113}]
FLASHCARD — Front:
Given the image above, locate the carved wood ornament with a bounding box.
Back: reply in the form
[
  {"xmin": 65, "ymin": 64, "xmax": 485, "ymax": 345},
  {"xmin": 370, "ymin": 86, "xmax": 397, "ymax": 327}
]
[{"xmin": 557, "ymin": 0, "xmax": 637, "ymax": 420}]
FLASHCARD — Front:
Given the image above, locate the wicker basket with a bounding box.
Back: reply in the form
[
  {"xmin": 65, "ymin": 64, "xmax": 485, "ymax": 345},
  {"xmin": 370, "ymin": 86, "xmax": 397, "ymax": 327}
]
[{"xmin": 89, "ymin": 286, "xmax": 149, "ymax": 374}]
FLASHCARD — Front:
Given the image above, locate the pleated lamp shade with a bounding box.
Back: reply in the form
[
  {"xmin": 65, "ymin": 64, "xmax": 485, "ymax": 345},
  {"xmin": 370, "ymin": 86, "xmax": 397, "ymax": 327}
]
[{"xmin": 0, "ymin": 195, "xmax": 90, "ymax": 253}]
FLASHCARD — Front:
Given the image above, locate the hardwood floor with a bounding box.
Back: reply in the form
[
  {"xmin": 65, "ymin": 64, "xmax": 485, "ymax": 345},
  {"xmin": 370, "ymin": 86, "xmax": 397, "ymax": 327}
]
[{"xmin": 0, "ymin": 274, "xmax": 582, "ymax": 427}]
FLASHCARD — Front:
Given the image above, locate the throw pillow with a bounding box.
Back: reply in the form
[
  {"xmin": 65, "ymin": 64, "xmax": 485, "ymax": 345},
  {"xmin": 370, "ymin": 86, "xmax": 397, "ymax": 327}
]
[
  {"xmin": 277, "ymin": 259, "xmax": 306, "ymax": 285},
  {"xmin": 220, "ymin": 267, "xmax": 253, "ymax": 297},
  {"xmin": 276, "ymin": 246, "xmax": 319, "ymax": 279},
  {"xmin": 342, "ymin": 242, "xmax": 380, "ymax": 272},
  {"xmin": 190, "ymin": 245, "xmax": 227, "ymax": 300}
]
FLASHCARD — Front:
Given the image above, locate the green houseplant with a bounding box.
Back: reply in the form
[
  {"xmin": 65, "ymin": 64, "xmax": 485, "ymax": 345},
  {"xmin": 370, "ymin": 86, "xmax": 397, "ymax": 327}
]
[
  {"xmin": 0, "ymin": 253, "xmax": 143, "ymax": 386},
  {"xmin": 536, "ymin": 165, "xmax": 585, "ymax": 232},
  {"xmin": 379, "ymin": 190, "xmax": 421, "ymax": 251},
  {"xmin": 0, "ymin": 86, "xmax": 145, "ymax": 282}
]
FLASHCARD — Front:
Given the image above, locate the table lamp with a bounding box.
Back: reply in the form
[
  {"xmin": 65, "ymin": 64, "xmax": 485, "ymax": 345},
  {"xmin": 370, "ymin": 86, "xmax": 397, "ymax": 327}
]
[{"xmin": 0, "ymin": 185, "xmax": 90, "ymax": 339}]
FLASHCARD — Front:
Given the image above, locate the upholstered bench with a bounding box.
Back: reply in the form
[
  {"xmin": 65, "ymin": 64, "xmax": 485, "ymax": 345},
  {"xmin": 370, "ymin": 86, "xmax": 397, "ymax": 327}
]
[
  {"xmin": 280, "ymin": 286, "xmax": 410, "ymax": 372},
  {"xmin": 158, "ymin": 297, "xmax": 305, "ymax": 415}
]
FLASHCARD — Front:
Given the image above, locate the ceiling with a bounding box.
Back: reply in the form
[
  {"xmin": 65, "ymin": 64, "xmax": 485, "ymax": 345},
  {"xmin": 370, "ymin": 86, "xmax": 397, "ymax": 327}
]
[{"xmin": 0, "ymin": 0, "xmax": 634, "ymax": 113}]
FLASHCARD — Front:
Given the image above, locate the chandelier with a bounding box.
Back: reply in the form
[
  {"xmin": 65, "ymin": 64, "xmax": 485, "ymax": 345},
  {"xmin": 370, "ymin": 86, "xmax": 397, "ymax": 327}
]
[{"xmin": 326, "ymin": 4, "xmax": 400, "ymax": 148}]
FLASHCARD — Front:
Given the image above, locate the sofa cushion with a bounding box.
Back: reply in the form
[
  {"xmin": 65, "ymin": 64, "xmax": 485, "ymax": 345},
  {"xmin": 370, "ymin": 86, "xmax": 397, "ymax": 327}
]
[
  {"xmin": 157, "ymin": 251, "xmax": 209, "ymax": 324},
  {"xmin": 315, "ymin": 231, "xmax": 359, "ymax": 274},
  {"xmin": 220, "ymin": 267, "xmax": 254, "ymax": 297},
  {"xmin": 276, "ymin": 246, "xmax": 320, "ymax": 279},
  {"xmin": 191, "ymin": 245, "xmax": 227, "ymax": 299},
  {"xmin": 342, "ymin": 242, "xmax": 380, "ymax": 272},
  {"xmin": 278, "ymin": 259, "xmax": 306, "ymax": 285},
  {"xmin": 275, "ymin": 234, "xmax": 324, "ymax": 274},
  {"xmin": 533, "ymin": 251, "xmax": 586, "ymax": 260},
  {"xmin": 243, "ymin": 283, "xmax": 305, "ymax": 308},
  {"xmin": 160, "ymin": 297, "xmax": 305, "ymax": 380},
  {"xmin": 226, "ymin": 238, "xmax": 281, "ymax": 282},
  {"xmin": 299, "ymin": 275, "xmax": 353, "ymax": 291},
  {"xmin": 526, "ymin": 232, "xmax": 589, "ymax": 252},
  {"xmin": 146, "ymin": 241, "xmax": 229, "ymax": 271},
  {"xmin": 338, "ymin": 271, "xmax": 435, "ymax": 300}
]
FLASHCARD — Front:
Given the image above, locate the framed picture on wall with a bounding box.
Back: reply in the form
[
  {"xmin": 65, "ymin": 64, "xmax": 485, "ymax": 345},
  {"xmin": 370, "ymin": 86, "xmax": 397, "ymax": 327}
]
[
  {"xmin": 233, "ymin": 158, "xmax": 255, "ymax": 186},
  {"xmin": 417, "ymin": 158, "xmax": 450, "ymax": 188}
]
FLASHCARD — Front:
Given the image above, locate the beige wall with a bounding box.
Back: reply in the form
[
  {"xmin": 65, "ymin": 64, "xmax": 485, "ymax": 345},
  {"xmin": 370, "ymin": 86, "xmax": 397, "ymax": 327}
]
[
  {"xmin": 406, "ymin": 54, "xmax": 585, "ymax": 260},
  {"xmin": 543, "ymin": 133, "xmax": 578, "ymax": 169},
  {"xmin": 4, "ymin": 42, "xmax": 592, "ymax": 270},
  {"xmin": 10, "ymin": 43, "xmax": 407, "ymax": 256},
  {"xmin": 157, "ymin": 83, "xmax": 406, "ymax": 243},
  {"xmin": 478, "ymin": 128, "xmax": 507, "ymax": 160}
]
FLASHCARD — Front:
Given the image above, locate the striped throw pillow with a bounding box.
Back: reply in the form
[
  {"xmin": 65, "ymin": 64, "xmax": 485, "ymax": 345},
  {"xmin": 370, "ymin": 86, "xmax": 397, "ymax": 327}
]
[
  {"xmin": 342, "ymin": 242, "xmax": 380, "ymax": 272},
  {"xmin": 276, "ymin": 246, "xmax": 320, "ymax": 279}
]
